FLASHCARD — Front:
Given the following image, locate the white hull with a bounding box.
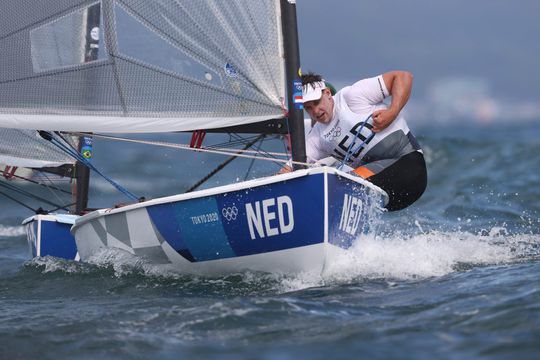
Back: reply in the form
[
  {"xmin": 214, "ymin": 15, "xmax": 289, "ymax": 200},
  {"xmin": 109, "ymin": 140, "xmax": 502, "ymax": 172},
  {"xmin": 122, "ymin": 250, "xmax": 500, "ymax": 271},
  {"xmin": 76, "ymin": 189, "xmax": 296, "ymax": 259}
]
[{"xmin": 73, "ymin": 167, "xmax": 387, "ymax": 275}]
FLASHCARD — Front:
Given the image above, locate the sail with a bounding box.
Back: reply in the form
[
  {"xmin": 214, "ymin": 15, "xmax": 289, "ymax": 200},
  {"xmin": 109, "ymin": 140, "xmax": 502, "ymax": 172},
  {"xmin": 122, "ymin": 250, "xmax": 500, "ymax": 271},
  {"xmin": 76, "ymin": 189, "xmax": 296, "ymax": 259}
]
[
  {"xmin": 0, "ymin": 1, "xmax": 286, "ymax": 133},
  {"xmin": 0, "ymin": 128, "xmax": 77, "ymax": 168}
]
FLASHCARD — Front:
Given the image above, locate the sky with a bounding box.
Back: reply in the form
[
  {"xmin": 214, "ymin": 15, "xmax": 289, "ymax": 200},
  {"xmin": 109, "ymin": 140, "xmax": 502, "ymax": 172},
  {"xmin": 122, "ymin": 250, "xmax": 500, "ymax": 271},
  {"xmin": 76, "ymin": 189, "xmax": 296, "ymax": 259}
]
[{"xmin": 295, "ymin": 0, "xmax": 540, "ymax": 125}]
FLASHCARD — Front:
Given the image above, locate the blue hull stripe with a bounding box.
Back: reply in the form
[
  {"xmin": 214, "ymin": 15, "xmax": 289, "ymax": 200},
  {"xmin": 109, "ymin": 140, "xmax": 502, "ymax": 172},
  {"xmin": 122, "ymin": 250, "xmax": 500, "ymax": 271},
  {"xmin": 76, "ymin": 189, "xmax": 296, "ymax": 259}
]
[{"xmin": 147, "ymin": 174, "xmax": 326, "ymax": 262}]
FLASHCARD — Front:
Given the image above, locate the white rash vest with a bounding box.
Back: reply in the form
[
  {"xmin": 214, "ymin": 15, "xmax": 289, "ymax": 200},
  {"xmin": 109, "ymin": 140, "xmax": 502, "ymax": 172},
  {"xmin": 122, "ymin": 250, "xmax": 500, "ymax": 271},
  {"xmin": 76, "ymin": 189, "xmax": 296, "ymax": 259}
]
[{"xmin": 305, "ymin": 75, "xmax": 420, "ymax": 172}]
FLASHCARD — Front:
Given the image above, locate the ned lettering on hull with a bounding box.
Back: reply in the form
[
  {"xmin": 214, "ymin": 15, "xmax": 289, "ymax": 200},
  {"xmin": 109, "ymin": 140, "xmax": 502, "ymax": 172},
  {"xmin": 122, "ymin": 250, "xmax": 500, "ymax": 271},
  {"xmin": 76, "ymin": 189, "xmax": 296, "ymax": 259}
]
[
  {"xmin": 339, "ymin": 194, "xmax": 364, "ymax": 236},
  {"xmin": 246, "ymin": 196, "xmax": 294, "ymax": 240}
]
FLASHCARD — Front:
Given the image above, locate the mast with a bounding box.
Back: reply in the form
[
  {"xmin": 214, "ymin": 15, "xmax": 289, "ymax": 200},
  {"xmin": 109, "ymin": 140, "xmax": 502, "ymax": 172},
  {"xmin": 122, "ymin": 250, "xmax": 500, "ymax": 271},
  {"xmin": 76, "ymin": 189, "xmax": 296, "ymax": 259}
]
[
  {"xmin": 75, "ymin": 3, "xmax": 100, "ymax": 214},
  {"xmin": 280, "ymin": 0, "xmax": 306, "ymax": 169}
]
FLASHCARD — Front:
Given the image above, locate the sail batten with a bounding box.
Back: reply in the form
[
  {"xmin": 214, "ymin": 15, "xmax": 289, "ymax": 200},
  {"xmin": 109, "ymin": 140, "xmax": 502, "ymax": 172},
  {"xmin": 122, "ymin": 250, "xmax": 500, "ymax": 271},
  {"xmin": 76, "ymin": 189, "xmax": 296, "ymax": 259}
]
[{"xmin": 0, "ymin": 0, "xmax": 286, "ymax": 133}]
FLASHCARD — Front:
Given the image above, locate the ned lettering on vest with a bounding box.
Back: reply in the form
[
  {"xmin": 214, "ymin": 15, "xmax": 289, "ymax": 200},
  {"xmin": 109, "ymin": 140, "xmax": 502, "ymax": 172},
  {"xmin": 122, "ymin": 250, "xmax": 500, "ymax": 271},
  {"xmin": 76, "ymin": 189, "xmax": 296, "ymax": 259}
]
[{"xmin": 291, "ymin": 71, "xmax": 427, "ymax": 211}]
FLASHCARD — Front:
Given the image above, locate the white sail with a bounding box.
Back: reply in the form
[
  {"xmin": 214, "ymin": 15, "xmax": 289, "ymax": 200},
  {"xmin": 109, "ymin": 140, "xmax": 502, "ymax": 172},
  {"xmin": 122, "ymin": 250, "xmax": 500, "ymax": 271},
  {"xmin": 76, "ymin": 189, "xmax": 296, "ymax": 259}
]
[
  {"xmin": 0, "ymin": 129, "xmax": 76, "ymax": 168},
  {"xmin": 0, "ymin": 1, "xmax": 286, "ymax": 133}
]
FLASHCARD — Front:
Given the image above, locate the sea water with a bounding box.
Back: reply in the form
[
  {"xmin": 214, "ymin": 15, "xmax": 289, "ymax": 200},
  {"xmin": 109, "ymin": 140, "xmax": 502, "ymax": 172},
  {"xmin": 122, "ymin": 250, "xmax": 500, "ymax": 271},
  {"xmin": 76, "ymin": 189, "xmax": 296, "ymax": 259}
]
[{"xmin": 1, "ymin": 124, "xmax": 539, "ymax": 359}]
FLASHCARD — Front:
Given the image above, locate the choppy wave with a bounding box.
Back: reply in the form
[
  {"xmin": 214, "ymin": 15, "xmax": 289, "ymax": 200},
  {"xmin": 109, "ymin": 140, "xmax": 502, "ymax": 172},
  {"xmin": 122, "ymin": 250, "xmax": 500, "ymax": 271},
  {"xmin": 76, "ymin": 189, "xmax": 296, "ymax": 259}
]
[
  {"xmin": 277, "ymin": 231, "xmax": 540, "ymax": 292},
  {"xmin": 0, "ymin": 225, "xmax": 25, "ymax": 237},
  {"xmin": 25, "ymin": 256, "xmax": 96, "ymax": 275},
  {"xmin": 2, "ymin": 126, "xmax": 540, "ymax": 359},
  {"xmin": 21, "ymin": 228, "xmax": 540, "ymax": 296}
]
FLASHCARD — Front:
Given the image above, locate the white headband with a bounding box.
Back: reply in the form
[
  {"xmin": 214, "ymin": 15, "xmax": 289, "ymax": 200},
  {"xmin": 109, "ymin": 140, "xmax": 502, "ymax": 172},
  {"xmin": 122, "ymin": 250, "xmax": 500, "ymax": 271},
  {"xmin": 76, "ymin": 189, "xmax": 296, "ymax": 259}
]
[{"xmin": 302, "ymin": 81, "xmax": 326, "ymax": 103}]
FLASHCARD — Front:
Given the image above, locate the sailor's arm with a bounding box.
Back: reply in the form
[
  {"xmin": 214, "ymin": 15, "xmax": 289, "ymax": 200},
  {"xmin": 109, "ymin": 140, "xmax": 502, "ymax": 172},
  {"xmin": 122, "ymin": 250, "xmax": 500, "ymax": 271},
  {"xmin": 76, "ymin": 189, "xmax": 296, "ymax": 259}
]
[{"xmin": 372, "ymin": 71, "xmax": 413, "ymax": 132}]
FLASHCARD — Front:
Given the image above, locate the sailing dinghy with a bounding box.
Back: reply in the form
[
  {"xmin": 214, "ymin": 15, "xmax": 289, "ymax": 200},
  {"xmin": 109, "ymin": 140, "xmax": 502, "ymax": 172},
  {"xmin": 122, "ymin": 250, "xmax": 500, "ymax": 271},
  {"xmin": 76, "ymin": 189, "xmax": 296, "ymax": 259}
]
[
  {"xmin": 74, "ymin": 167, "xmax": 386, "ymax": 274},
  {"xmin": 0, "ymin": 0, "xmax": 387, "ymax": 274}
]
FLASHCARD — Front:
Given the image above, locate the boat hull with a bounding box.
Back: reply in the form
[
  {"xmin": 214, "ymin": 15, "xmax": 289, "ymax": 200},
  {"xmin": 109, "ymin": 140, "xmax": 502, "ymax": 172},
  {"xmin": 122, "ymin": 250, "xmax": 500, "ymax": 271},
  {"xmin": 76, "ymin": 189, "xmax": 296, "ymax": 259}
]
[
  {"xmin": 73, "ymin": 168, "xmax": 386, "ymax": 274},
  {"xmin": 23, "ymin": 214, "xmax": 79, "ymax": 260}
]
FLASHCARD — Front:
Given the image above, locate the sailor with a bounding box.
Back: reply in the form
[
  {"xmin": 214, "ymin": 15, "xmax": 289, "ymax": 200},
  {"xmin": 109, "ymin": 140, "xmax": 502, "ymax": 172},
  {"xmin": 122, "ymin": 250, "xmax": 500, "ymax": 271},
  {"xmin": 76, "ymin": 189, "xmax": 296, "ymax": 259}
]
[{"xmin": 300, "ymin": 71, "xmax": 427, "ymax": 211}]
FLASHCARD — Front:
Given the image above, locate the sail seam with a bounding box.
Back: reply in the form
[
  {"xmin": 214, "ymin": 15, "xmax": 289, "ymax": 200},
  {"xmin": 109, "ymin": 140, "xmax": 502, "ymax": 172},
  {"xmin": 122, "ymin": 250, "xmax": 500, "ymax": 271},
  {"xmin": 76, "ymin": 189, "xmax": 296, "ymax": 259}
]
[
  {"xmin": 109, "ymin": 54, "xmax": 281, "ymax": 108},
  {"xmin": 115, "ymin": 1, "xmax": 283, "ymax": 107},
  {"xmin": 0, "ymin": 61, "xmax": 111, "ymax": 85}
]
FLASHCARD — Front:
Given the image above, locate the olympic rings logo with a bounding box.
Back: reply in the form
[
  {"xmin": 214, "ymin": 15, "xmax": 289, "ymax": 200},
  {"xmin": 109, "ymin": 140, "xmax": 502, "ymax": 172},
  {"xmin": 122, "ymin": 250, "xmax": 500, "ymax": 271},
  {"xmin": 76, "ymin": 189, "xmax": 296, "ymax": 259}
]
[
  {"xmin": 331, "ymin": 126, "xmax": 342, "ymax": 138},
  {"xmin": 222, "ymin": 206, "xmax": 239, "ymax": 221}
]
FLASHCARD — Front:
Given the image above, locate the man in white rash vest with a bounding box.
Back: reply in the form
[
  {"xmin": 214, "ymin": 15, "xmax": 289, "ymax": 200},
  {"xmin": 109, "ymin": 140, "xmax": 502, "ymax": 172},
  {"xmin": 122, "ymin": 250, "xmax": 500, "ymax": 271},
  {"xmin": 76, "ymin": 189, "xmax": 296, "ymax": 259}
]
[{"xmin": 300, "ymin": 71, "xmax": 427, "ymax": 211}]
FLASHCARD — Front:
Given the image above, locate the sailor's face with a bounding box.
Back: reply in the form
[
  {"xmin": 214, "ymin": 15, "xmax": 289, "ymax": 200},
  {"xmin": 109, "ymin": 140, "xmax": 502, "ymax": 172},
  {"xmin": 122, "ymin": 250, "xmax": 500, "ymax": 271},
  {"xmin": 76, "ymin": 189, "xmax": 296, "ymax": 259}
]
[{"xmin": 303, "ymin": 89, "xmax": 333, "ymax": 124}]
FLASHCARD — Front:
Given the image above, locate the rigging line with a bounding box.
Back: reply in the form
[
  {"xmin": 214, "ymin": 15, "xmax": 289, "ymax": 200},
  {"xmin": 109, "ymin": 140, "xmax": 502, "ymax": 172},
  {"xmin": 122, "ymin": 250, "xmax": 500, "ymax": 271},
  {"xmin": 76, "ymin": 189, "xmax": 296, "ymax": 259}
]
[
  {"xmin": 228, "ymin": 133, "xmax": 260, "ymax": 144},
  {"xmin": 38, "ymin": 171, "xmax": 72, "ymax": 208},
  {"xmin": 75, "ymin": 133, "xmax": 297, "ymax": 161},
  {"xmin": 227, "ymin": 133, "xmax": 279, "ymax": 161},
  {"xmin": 244, "ymin": 136, "xmax": 266, "ymax": 181},
  {"xmin": 246, "ymin": 139, "xmax": 282, "ymax": 161},
  {"xmin": 54, "ymin": 131, "xmax": 80, "ymax": 154},
  {"xmin": 209, "ymin": 134, "xmax": 260, "ymax": 149},
  {"xmin": 47, "ymin": 201, "xmax": 77, "ymax": 214},
  {"xmin": 186, "ymin": 135, "xmax": 265, "ymax": 193},
  {"xmin": 0, "ymin": 180, "xmax": 69, "ymax": 211},
  {"xmin": 229, "ymin": 133, "xmax": 257, "ymax": 143},
  {"xmin": 0, "ymin": 170, "xmax": 71, "ymax": 195},
  {"xmin": 0, "ymin": 179, "xmax": 65, "ymax": 208},
  {"xmin": 0, "ymin": 190, "xmax": 38, "ymax": 213},
  {"xmin": 87, "ymin": 132, "xmax": 311, "ymax": 167},
  {"xmin": 228, "ymin": 133, "xmax": 282, "ymax": 161},
  {"xmin": 206, "ymin": 134, "xmax": 284, "ymax": 165},
  {"xmin": 39, "ymin": 132, "xmax": 139, "ymax": 201},
  {"xmin": 218, "ymin": 134, "xmax": 264, "ymax": 149},
  {"xmin": 33, "ymin": 132, "xmax": 77, "ymax": 205},
  {"xmin": 281, "ymin": 133, "xmax": 291, "ymax": 159},
  {"xmin": 60, "ymin": 140, "xmax": 138, "ymax": 201},
  {"xmin": 339, "ymin": 115, "xmax": 374, "ymax": 170}
]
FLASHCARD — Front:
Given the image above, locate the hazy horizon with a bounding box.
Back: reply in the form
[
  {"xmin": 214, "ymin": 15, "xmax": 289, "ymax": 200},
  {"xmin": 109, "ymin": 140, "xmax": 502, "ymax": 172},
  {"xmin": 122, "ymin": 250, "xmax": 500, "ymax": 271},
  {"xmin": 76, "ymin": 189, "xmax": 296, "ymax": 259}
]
[{"xmin": 296, "ymin": 0, "xmax": 540, "ymax": 125}]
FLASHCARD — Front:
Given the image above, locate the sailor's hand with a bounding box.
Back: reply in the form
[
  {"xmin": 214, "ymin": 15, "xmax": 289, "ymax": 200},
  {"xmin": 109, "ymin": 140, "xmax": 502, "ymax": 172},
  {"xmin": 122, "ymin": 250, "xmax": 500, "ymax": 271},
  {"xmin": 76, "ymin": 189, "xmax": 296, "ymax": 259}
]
[
  {"xmin": 372, "ymin": 109, "xmax": 397, "ymax": 132},
  {"xmin": 277, "ymin": 165, "xmax": 293, "ymax": 174}
]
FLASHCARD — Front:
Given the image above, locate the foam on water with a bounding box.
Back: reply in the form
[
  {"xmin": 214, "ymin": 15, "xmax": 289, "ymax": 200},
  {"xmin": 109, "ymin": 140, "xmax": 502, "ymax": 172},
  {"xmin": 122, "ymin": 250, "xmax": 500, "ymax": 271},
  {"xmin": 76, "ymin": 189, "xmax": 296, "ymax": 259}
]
[
  {"xmin": 332, "ymin": 231, "xmax": 538, "ymax": 277},
  {"xmin": 0, "ymin": 224, "xmax": 25, "ymax": 237},
  {"xmin": 83, "ymin": 247, "xmax": 185, "ymax": 279},
  {"xmin": 28, "ymin": 226, "xmax": 538, "ymax": 295},
  {"xmin": 279, "ymin": 229, "xmax": 540, "ymax": 292},
  {"xmin": 25, "ymin": 256, "xmax": 95, "ymax": 274}
]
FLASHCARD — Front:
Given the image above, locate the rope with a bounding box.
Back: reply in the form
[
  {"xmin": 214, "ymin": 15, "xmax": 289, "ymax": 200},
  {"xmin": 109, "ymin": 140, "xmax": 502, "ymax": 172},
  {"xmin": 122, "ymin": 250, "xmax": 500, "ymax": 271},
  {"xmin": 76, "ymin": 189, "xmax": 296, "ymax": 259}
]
[
  {"xmin": 71, "ymin": 132, "xmax": 314, "ymax": 168},
  {"xmin": 0, "ymin": 180, "xmax": 70, "ymax": 211},
  {"xmin": 47, "ymin": 201, "xmax": 77, "ymax": 214},
  {"xmin": 186, "ymin": 135, "xmax": 265, "ymax": 193},
  {"xmin": 39, "ymin": 131, "xmax": 139, "ymax": 201},
  {"xmin": 0, "ymin": 169, "xmax": 71, "ymax": 195},
  {"xmin": 339, "ymin": 115, "xmax": 375, "ymax": 170},
  {"xmin": 0, "ymin": 167, "xmax": 74, "ymax": 213},
  {"xmin": 37, "ymin": 171, "xmax": 73, "ymax": 209},
  {"xmin": 0, "ymin": 189, "xmax": 39, "ymax": 213},
  {"xmin": 244, "ymin": 136, "xmax": 266, "ymax": 181}
]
